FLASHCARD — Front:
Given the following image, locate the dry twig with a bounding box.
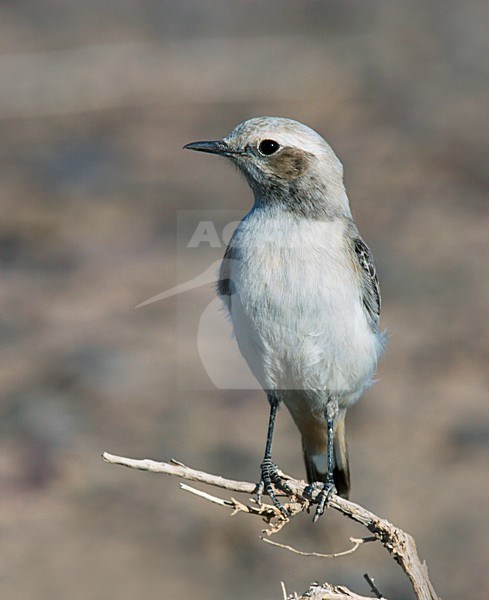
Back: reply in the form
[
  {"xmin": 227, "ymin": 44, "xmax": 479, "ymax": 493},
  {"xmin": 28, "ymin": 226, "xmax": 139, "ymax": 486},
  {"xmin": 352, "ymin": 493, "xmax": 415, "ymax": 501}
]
[
  {"xmin": 290, "ymin": 582, "xmax": 383, "ymax": 600},
  {"xmin": 261, "ymin": 535, "xmax": 377, "ymax": 559},
  {"xmin": 102, "ymin": 452, "xmax": 439, "ymax": 600},
  {"xmin": 363, "ymin": 573, "xmax": 385, "ymax": 599}
]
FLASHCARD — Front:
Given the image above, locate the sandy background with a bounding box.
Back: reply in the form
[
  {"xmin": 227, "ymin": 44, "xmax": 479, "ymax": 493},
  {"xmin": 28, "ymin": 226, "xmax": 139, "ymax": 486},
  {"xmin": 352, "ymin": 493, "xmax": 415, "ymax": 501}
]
[{"xmin": 1, "ymin": 2, "xmax": 488, "ymax": 598}]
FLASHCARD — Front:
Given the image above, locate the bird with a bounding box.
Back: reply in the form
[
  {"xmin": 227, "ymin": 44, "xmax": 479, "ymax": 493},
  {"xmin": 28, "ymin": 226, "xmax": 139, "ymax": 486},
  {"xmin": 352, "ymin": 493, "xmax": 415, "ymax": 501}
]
[{"xmin": 184, "ymin": 117, "xmax": 386, "ymax": 520}]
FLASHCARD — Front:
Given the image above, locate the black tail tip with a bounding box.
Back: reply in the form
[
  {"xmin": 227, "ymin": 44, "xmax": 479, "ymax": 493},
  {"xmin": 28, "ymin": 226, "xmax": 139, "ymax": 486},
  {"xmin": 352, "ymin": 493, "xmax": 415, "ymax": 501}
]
[{"xmin": 333, "ymin": 466, "xmax": 350, "ymax": 499}]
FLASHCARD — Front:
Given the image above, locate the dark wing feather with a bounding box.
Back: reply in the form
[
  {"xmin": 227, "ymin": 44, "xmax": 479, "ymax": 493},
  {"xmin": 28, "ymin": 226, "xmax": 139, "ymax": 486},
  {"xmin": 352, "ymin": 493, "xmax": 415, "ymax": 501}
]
[
  {"xmin": 352, "ymin": 237, "xmax": 381, "ymax": 330},
  {"xmin": 216, "ymin": 240, "xmax": 238, "ymax": 312},
  {"xmin": 217, "ymin": 243, "xmax": 234, "ymax": 298}
]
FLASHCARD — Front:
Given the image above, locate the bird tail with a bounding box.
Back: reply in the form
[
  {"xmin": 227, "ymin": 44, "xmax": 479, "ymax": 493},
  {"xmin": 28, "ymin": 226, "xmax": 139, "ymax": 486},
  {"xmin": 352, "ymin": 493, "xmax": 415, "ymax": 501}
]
[{"xmin": 302, "ymin": 409, "xmax": 350, "ymax": 499}]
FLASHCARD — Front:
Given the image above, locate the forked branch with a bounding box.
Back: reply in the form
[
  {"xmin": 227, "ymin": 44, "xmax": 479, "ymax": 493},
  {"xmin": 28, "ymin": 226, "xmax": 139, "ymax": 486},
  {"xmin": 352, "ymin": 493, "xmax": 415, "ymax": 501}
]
[{"xmin": 102, "ymin": 452, "xmax": 439, "ymax": 600}]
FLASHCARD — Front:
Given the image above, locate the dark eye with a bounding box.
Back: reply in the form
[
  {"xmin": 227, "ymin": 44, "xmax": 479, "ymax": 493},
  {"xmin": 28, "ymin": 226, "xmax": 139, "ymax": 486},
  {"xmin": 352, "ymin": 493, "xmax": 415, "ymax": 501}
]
[{"xmin": 258, "ymin": 139, "xmax": 280, "ymax": 156}]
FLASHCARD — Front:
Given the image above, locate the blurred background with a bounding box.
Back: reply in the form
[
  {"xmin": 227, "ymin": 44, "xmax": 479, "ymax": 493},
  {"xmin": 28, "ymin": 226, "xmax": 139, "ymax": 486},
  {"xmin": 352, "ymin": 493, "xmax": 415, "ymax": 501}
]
[{"xmin": 1, "ymin": 1, "xmax": 488, "ymax": 598}]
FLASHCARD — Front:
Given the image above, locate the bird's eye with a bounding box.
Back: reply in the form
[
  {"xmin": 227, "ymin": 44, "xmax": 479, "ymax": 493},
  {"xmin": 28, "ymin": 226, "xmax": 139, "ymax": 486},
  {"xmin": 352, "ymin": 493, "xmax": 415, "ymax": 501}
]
[{"xmin": 258, "ymin": 139, "xmax": 280, "ymax": 156}]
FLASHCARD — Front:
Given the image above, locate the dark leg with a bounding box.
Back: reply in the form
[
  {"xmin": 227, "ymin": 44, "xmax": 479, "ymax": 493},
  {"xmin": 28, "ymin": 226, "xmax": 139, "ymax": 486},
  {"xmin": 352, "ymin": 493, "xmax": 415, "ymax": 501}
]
[
  {"xmin": 313, "ymin": 397, "xmax": 338, "ymax": 522},
  {"xmin": 256, "ymin": 392, "xmax": 291, "ymax": 517}
]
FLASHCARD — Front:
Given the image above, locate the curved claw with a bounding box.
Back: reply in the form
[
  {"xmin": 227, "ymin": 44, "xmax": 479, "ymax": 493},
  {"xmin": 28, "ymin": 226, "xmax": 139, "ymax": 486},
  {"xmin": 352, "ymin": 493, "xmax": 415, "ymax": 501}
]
[
  {"xmin": 255, "ymin": 478, "xmax": 265, "ymax": 505},
  {"xmin": 313, "ymin": 481, "xmax": 336, "ymax": 522},
  {"xmin": 257, "ymin": 458, "xmax": 291, "ymax": 517}
]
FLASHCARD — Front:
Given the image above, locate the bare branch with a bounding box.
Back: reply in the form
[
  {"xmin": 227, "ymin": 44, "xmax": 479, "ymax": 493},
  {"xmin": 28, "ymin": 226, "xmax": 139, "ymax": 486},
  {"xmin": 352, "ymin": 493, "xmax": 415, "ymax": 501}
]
[
  {"xmin": 179, "ymin": 482, "xmax": 287, "ymax": 531},
  {"xmin": 291, "ymin": 582, "xmax": 382, "ymax": 600},
  {"xmin": 179, "ymin": 483, "xmax": 232, "ymax": 508},
  {"xmin": 363, "ymin": 573, "xmax": 385, "ymax": 599},
  {"xmin": 281, "ymin": 581, "xmax": 288, "ymax": 600},
  {"xmin": 102, "ymin": 452, "xmax": 255, "ymax": 493},
  {"xmin": 261, "ymin": 535, "xmax": 377, "ymax": 559},
  {"xmin": 102, "ymin": 452, "xmax": 440, "ymax": 600}
]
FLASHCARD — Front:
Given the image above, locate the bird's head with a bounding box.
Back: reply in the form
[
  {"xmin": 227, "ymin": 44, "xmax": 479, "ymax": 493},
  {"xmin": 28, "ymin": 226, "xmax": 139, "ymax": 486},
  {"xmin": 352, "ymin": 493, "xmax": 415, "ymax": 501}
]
[{"xmin": 185, "ymin": 117, "xmax": 350, "ymax": 218}]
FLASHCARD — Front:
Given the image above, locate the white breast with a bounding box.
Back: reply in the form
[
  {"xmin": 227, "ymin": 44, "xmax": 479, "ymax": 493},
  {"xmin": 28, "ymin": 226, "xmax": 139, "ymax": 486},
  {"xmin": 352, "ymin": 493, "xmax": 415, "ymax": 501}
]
[{"xmin": 226, "ymin": 209, "xmax": 382, "ymax": 404}]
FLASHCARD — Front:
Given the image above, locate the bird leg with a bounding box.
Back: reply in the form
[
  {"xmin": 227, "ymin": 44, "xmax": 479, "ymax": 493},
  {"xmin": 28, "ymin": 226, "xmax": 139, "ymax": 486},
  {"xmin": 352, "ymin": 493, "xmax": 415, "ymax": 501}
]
[
  {"xmin": 313, "ymin": 396, "xmax": 338, "ymax": 522},
  {"xmin": 256, "ymin": 393, "xmax": 292, "ymax": 517}
]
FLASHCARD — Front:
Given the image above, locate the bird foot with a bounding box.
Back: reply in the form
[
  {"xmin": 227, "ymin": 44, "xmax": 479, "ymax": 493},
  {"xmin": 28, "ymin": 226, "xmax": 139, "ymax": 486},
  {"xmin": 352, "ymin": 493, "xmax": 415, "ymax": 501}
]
[
  {"xmin": 303, "ymin": 481, "xmax": 321, "ymax": 500},
  {"xmin": 256, "ymin": 457, "xmax": 292, "ymax": 517},
  {"xmin": 312, "ymin": 481, "xmax": 336, "ymax": 522}
]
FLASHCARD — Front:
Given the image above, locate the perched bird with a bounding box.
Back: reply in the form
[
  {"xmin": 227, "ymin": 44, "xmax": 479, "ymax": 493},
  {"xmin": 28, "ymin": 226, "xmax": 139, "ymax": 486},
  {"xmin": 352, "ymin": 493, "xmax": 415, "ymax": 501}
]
[{"xmin": 184, "ymin": 117, "xmax": 385, "ymax": 520}]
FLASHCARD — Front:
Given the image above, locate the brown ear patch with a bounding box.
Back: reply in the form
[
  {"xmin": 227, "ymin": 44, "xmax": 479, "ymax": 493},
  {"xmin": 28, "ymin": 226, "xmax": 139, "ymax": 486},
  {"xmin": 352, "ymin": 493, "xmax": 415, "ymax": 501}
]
[{"xmin": 268, "ymin": 147, "xmax": 313, "ymax": 180}]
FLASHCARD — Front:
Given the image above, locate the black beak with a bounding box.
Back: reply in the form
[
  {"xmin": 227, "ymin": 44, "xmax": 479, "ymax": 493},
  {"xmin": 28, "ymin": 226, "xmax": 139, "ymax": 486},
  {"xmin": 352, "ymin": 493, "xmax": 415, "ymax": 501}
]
[{"xmin": 183, "ymin": 139, "xmax": 236, "ymax": 156}]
